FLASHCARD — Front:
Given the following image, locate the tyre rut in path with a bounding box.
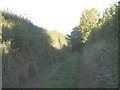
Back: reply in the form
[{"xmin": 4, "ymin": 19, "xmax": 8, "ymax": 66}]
[
  {"xmin": 24, "ymin": 61, "xmax": 65, "ymax": 88},
  {"xmin": 78, "ymin": 51, "xmax": 91, "ymax": 88}
]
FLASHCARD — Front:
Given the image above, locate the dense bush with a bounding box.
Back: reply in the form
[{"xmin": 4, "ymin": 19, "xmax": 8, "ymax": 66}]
[
  {"xmin": 83, "ymin": 4, "xmax": 118, "ymax": 87},
  {"xmin": 2, "ymin": 11, "xmax": 69, "ymax": 88},
  {"xmin": 70, "ymin": 3, "xmax": 118, "ymax": 87},
  {"xmin": 70, "ymin": 8, "xmax": 100, "ymax": 51},
  {"xmin": 46, "ymin": 30, "xmax": 68, "ymax": 49}
]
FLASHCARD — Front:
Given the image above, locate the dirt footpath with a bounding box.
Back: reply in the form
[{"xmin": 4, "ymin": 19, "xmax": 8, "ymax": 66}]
[
  {"xmin": 24, "ymin": 61, "xmax": 65, "ymax": 88},
  {"xmin": 78, "ymin": 51, "xmax": 91, "ymax": 88}
]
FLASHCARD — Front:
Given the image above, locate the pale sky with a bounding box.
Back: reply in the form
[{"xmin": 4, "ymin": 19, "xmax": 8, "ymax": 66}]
[{"xmin": 0, "ymin": 0, "xmax": 118, "ymax": 35}]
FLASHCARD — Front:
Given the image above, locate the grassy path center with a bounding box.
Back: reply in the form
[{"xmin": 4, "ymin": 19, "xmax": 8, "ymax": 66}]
[{"xmin": 42, "ymin": 52, "xmax": 80, "ymax": 88}]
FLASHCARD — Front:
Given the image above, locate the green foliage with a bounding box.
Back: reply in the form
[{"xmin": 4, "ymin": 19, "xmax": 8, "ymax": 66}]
[
  {"xmin": 42, "ymin": 52, "xmax": 80, "ymax": 88},
  {"xmin": 46, "ymin": 30, "xmax": 68, "ymax": 49},
  {"xmin": 70, "ymin": 27, "xmax": 82, "ymax": 51},
  {"xmin": 2, "ymin": 2, "xmax": 118, "ymax": 88},
  {"xmin": 0, "ymin": 10, "xmax": 2, "ymax": 31},
  {"xmin": 2, "ymin": 11, "xmax": 69, "ymax": 88},
  {"xmin": 83, "ymin": 4, "xmax": 118, "ymax": 88},
  {"xmin": 87, "ymin": 4, "xmax": 118, "ymax": 45},
  {"xmin": 78, "ymin": 8, "xmax": 100, "ymax": 43},
  {"xmin": 70, "ymin": 8, "xmax": 100, "ymax": 51},
  {"xmin": 69, "ymin": 3, "xmax": 118, "ymax": 87}
]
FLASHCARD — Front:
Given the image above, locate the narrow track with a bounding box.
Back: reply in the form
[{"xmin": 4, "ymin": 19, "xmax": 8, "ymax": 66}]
[
  {"xmin": 78, "ymin": 51, "xmax": 91, "ymax": 88},
  {"xmin": 24, "ymin": 61, "xmax": 65, "ymax": 88}
]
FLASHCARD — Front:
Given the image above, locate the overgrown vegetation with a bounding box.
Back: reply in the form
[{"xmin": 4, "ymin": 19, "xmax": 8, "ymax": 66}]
[
  {"xmin": 70, "ymin": 3, "xmax": 118, "ymax": 88},
  {"xmin": 2, "ymin": 11, "xmax": 69, "ymax": 88},
  {"xmin": 1, "ymin": 1, "xmax": 119, "ymax": 88},
  {"xmin": 42, "ymin": 52, "xmax": 80, "ymax": 88},
  {"xmin": 47, "ymin": 30, "xmax": 68, "ymax": 50},
  {"xmin": 83, "ymin": 4, "xmax": 118, "ymax": 87},
  {"xmin": 70, "ymin": 8, "xmax": 100, "ymax": 51}
]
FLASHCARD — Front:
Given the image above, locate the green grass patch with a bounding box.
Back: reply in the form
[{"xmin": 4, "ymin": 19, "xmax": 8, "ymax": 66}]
[{"xmin": 42, "ymin": 52, "xmax": 80, "ymax": 88}]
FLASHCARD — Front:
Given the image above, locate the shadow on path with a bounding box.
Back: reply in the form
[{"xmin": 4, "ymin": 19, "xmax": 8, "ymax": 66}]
[{"xmin": 24, "ymin": 61, "xmax": 65, "ymax": 88}]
